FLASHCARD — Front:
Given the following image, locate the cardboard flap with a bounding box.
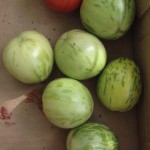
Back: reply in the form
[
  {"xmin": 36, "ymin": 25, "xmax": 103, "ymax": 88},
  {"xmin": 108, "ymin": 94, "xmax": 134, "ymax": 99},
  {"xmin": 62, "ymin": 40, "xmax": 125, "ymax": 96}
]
[
  {"xmin": 133, "ymin": 9, "xmax": 150, "ymax": 150},
  {"xmin": 135, "ymin": 0, "xmax": 150, "ymax": 18}
]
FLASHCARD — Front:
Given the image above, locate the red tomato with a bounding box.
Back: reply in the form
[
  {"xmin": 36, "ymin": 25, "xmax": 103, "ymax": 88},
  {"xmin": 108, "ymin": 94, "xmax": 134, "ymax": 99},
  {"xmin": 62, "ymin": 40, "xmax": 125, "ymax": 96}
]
[{"xmin": 44, "ymin": 0, "xmax": 82, "ymax": 13}]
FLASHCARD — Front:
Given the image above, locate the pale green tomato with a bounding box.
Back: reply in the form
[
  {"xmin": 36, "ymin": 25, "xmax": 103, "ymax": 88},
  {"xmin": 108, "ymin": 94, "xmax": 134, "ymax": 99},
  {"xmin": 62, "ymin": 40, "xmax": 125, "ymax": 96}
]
[
  {"xmin": 80, "ymin": 0, "xmax": 135, "ymax": 40},
  {"xmin": 97, "ymin": 57, "xmax": 142, "ymax": 111},
  {"xmin": 2, "ymin": 31, "xmax": 54, "ymax": 84},
  {"xmin": 54, "ymin": 29, "xmax": 107, "ymax": 80},
  {"xmin": 67, "ymin": 122, "xmax": 118, "ymax": 150},
  {"xmin": 42, "ymin": 78, "xmax": 94, "ymax": 129}
]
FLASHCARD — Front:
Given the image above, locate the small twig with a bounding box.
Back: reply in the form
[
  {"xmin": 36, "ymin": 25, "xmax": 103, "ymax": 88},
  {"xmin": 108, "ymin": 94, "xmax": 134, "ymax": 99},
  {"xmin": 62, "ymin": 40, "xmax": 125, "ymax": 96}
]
[
  {"xmin": 0, "ymin": 95, "xmax": 27, "ymax": 120},
  {"xmin": 0, "ymin": 84, "xmax": 45, "ymax": 120}
]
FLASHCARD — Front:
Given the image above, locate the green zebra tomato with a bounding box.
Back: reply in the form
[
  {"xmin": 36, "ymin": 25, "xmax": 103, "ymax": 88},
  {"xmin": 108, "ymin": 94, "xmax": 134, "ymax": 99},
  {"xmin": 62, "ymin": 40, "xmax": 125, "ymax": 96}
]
[
  {"xmin": 67, "ymin": 122, "xmax": 118, "ymax": 150},
  {"xmin": 42, "ymin": 78, "xmax": 94, "ymax": 129},
  {"xmin": 2, "ymin": 31, "xmax": 54, "ymax": 84},
  {"xmin": 97, "ymin": 57, "xmax": 142, "ymax": 111}
]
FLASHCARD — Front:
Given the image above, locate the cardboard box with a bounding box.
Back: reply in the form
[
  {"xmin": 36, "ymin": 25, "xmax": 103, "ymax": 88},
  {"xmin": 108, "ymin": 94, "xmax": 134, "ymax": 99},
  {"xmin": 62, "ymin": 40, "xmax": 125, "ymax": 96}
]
[{"xmin": 0, "ymin": 0, "xmax": 149, "ymax": 149}]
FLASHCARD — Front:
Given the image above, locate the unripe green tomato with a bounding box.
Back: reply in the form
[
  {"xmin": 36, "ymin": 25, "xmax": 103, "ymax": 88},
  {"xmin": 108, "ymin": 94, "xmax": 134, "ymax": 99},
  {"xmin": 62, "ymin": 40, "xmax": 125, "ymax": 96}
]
[
  {"xmin": 42, "ymin": 78, "xmax": 94, "ymax": 129},
  {"xmin": 55, "ymin": 29, "xmax": 107, "ymax": 80},
  {"xmin": 2, "ymin": 31, "xmax": 54, "ymax": 84},
  {"xmin": 80, "ymin": 0, "xmax": 135, "ymax": 40},
  {"xmin": 67, "ymin": 122, "xmax": 118, "ymax": 150}
]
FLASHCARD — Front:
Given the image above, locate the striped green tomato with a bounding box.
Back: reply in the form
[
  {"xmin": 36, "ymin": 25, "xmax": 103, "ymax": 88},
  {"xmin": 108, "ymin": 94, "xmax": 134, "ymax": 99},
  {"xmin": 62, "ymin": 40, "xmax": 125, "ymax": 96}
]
[
  {"xmin": 67, "ymin": 122, "xmax": 118, "ymax": 150},
  {"xmin": 97, "ymin": 57, "xmax": 142, "ymax": 112},
  {"xmin": 2, "ymin": 31, "xmax": 54, "ymax": 84},
  {"xmin": 42, "ymin": 78, "xmax": 94, "ymax": 129},
  {"xmin": 80, "ymin": 0, "xmax": 135, "ymax": 40},
  {"xmin": 54, "ymin": 29, "xmax": 107, "ymax": 80}
]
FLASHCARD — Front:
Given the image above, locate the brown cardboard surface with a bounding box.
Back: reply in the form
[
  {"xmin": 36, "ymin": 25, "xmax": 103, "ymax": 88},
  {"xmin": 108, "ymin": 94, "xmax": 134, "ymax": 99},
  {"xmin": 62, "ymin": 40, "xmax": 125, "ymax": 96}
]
[
  {"xmin": 135, "ymin": 0, "xmax": 150, "ymax": 18},
  {"xmin": 134, "ymin": 9, "xmax": 150, "ymax": 150},
  {"xmin": 0, "ymin": 0, "xmax": 140, "ymax": 150}
]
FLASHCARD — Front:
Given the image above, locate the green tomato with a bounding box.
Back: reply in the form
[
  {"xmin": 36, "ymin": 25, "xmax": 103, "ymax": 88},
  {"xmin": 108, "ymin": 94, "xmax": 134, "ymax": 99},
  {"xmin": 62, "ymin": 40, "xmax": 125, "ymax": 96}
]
[
  {"xmin": 2, "ymin": 31, "xmax": 54, "ymax": 84},
  {"xmin": 42, "ymin": 78, "xmax": 94, "ymax": 129},
  {"xmin": 97, "ymin": 57, "xmax": 142, "ymax": 112},
  {"xmin": 67, "ymin": 122, "xmax": 118, "ymax": 150},
  {"xmin": 80, "ymin": 0, "xmax": 135, "ymax": 40},
  {"xmin": 54, "ymin": 29, "xmax": 107, "ymax": 80}
]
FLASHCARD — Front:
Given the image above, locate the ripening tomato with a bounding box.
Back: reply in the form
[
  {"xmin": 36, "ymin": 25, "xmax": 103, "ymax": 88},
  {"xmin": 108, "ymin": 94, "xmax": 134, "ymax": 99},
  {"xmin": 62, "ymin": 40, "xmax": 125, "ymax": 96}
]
[{"xmin": 44, "ymin": 0, "xmax": 82, "ymax": 13}]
